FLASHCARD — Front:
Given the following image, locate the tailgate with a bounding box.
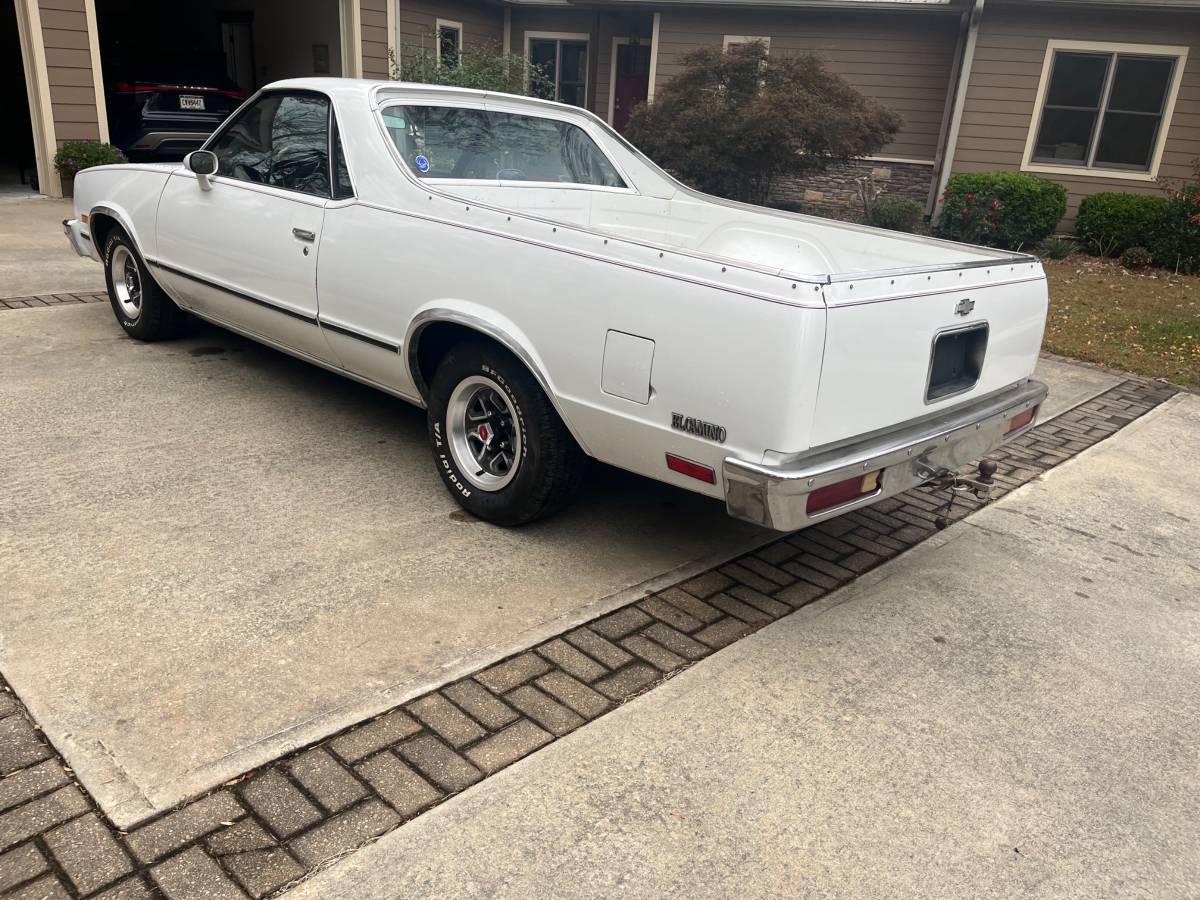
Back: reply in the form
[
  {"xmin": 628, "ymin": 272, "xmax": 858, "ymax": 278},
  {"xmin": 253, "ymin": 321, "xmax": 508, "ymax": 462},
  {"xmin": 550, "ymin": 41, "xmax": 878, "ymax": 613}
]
[{"xmin": 809, "ymin": 261, "xmax": 1047, "ymax": 449}]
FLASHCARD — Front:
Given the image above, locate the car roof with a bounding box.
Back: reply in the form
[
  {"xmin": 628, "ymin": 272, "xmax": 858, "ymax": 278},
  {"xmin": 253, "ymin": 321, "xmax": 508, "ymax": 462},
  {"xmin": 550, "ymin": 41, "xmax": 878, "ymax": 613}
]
[{"xmin": 262, "ymin": 78, "xmax": 578, "ymax": 115}]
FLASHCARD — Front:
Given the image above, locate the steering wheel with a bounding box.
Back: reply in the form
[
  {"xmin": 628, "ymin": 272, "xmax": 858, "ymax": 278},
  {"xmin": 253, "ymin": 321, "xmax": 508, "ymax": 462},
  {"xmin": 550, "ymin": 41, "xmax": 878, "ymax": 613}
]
[{"xmin": 497, "ymin": 169, "xmax": 527, "ymax": 181}]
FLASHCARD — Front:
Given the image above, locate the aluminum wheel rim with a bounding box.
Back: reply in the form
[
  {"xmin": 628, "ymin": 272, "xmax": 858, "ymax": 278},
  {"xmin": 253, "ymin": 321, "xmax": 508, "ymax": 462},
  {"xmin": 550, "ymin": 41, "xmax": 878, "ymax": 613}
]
[
  {"xmin": 447, "ymin": 375, "xmax": 522, "ymax": 491},
  {"xmin": 111, "ymin": 246, "xmax": 142, "ymax": 320}
]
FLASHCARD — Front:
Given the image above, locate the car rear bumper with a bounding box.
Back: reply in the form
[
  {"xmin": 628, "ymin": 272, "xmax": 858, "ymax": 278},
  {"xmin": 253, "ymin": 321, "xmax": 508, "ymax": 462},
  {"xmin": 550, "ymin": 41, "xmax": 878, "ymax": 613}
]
[
  {"xmin": 723, "ymin": 379, "xmax": 1049, "ymax": 531},
  {"xmin": 63, "ymin": 218, "xmax": 97, "ymax": 260}
]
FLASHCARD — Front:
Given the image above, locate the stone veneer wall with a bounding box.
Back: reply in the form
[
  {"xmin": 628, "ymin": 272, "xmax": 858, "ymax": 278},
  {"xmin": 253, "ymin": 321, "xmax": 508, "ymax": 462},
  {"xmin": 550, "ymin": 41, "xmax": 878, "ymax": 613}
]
[{"xmin": 770, "ymin": 159, "xmax": 935, "ymax": 221}]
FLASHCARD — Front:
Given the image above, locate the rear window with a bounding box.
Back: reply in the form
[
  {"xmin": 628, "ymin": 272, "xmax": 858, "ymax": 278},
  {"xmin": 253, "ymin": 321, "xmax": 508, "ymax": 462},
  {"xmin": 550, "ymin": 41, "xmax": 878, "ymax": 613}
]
[{"xmin": 381, "ymin": 104, "xmax": 626, "ymax": 188}]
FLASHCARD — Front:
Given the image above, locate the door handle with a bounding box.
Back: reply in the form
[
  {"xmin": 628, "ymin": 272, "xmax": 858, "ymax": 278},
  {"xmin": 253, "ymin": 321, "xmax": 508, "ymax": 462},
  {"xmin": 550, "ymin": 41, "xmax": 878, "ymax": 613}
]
[{"xmin": 292, "ymin": 228, "xmax": 316, "ymax": 242}]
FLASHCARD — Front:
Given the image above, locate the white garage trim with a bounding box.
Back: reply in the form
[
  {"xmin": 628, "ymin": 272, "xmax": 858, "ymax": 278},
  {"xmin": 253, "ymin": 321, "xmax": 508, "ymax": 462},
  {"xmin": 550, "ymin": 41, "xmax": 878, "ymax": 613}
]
[
  {"xmin": 14, "ymin": 0, "xmax": 59, "ymax": 197},
  {"xmin": 82, "ymin": 0, "xmax": 109, "ymax": 144},
  {"xmin": 341, "ymin": 0, "xmax": 363, "ymax": 77},
  {"xmin": 387, "ymin": 0, "xmax": 397, "ymax": 74}
]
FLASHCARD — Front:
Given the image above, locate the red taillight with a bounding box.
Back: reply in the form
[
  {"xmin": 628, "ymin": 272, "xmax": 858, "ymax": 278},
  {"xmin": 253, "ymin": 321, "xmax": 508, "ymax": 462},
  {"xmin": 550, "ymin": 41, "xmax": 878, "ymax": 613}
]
[
  {"xmin": 113, "ymin": 82, "xmax": 242, "ymax": 98},
  {"xmin": 666, "ymin": 453, "xmax": 716, "ymax": 484},
  {"xmin": 806, "ymin": 470, "xmax": 882, "ymax": 515},
  {"xmin": 1007, "ymin": 406, "xmax": 1037, "ymax": 434}
]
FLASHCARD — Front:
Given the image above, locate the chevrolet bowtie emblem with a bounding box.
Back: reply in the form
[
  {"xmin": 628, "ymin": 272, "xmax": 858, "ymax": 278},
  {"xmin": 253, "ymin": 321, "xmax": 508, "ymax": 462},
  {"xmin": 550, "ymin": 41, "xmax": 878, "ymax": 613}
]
[{"xmin": 955, "ymin": 298, "xmax": 975, "ymax": 316}]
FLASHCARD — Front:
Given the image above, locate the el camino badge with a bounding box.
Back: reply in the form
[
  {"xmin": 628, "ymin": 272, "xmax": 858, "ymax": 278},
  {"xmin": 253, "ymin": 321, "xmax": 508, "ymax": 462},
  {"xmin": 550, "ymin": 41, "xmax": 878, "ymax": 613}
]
[
  {"xmin": 955, "ymin": 298, "xmax": 975, "ymax": 316},
  {"xmin": 672, "ymin": 413, "xmax": 727, "ymax": 443}
]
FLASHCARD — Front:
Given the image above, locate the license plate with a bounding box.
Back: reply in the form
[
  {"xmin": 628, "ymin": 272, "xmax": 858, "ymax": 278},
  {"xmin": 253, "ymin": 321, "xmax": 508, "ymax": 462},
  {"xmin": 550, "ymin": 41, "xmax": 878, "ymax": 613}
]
[{"xmin": 179, "ymin": 95, "xmax": 205, "ymax": 111}]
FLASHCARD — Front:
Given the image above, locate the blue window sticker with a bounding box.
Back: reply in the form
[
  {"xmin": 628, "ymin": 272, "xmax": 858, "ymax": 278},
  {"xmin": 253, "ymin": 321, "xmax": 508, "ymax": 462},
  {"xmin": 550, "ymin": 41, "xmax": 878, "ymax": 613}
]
[{"xmin": 414, "ymin": 154, "xmax": 430, "ymax": 173}]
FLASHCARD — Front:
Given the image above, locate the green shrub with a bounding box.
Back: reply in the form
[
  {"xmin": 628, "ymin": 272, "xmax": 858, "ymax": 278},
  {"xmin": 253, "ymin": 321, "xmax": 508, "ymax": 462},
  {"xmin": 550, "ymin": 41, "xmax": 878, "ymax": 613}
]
[
  {"xmin": 1076, "ymin": 193, "xmax": 1169, "ymax": 257},
  {"xmin": 1119, "ymin": 246, "xmax": 1153, "ymax": 270},
  {"xmin": 625, "ymin": 42, "xmax": 899, "ymax": 205},
  {"xmin": 1151, "ymin": 183, "xmax": 1200, "ymax": 274},
  {"xmin": 933, "ymin": 171, "xmax": 1066, "ymax": 250},
  {"xmin": 868, "ymin": 196, "xmax": 923, "ymax": 233},
  {"xmin": 1038, "ymin": 235, "xmax": 1077, "ymax": 260},
  {"xmin": 53, "ymin": 140, "xmax": 126, "ymax": 178},
  {"xmin": 389, "ymin": 40, "xmax": 548, "ymax": 96}
]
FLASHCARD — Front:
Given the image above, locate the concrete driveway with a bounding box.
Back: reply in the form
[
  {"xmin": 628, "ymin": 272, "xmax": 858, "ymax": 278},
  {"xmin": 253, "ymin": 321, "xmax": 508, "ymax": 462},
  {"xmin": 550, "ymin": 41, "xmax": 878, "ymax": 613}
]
[
  {"xmin": 0, "ymin": 197, "xmax": 106, "ymax": 298},
  {"xmin": 294, "ymin": 391, "xmax": 1200, "ymax": 900},
  {"xmin": 0, "ymin": 302, "xmax": 770, "ymax": 828}
]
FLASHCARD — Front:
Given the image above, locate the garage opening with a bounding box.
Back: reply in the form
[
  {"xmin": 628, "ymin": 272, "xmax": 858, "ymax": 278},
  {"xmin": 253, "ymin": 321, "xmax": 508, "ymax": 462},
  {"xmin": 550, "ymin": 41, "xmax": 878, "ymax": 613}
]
[
  {"xmin": 1, "ymin": 2, "xmax": 39, "ymax": 194},
  {"xmin": 95, "ymin": 0, "xmax": 345, "ymax": 161}
]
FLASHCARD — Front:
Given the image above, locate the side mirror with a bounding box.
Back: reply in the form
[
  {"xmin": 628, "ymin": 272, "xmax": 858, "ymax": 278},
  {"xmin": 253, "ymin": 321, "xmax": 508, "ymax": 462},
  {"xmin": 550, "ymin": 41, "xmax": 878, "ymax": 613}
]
[{"xmin": 184, "ymin": 150, "xmax": 218, "ymax": 190}]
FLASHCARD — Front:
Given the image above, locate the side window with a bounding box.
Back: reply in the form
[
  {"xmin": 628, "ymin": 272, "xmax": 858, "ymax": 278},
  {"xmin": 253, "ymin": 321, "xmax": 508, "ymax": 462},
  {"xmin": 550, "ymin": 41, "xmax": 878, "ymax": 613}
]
[
  {"xmin": 209, "ymin": 92, "xmax": 331, "ymax": 196},
  {"xmin": 383, "ymin": 105, "xmax": 626, "ymax": 188},
  {"xmin": 330, "ymin": 114, "xmax": 355, "ymax": 199}
]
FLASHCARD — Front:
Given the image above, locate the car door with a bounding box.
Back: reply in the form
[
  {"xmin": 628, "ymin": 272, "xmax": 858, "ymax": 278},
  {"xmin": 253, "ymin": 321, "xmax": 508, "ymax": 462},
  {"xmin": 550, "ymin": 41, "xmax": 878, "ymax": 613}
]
[{"xmin": 154, "ymin": 90, "xmax": 336, "ymax": 363}]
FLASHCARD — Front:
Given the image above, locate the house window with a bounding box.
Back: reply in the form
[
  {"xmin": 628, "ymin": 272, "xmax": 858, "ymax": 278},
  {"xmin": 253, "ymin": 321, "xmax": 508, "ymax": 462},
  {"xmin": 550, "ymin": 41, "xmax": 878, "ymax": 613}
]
[
  {"xmin": 1026, "ymin": 41, "xmax": 1187, "ymax": 178},
  {"xmin": 528, "ymin": 35, "xmax": 589, "ymax": 107},
  {"xmin": 722, "ymin": 35, "xmax": 770, "ymax": 54},
  {"xmin": 436, "ymin": 20, "xmax": 462, "ymax": 68}
]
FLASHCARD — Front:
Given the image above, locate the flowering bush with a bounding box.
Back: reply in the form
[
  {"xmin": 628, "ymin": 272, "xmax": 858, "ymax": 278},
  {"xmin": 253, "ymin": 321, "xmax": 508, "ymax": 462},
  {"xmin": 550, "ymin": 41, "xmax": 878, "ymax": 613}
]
[
  {"xmin": 53, "ymin": 140, "xmax": 126, "ymax": 178},
  {"xmin": 933, "ymin": 171, "xmax": 1066, "ymax": 250}
]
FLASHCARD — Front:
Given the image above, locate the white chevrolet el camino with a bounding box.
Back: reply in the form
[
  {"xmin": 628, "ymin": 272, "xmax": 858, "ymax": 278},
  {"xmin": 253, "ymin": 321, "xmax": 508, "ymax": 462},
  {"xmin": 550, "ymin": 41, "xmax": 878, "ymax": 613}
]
[{"xmin": 65, "ymin": 78, "xmax": 1048, "ymax": 529}]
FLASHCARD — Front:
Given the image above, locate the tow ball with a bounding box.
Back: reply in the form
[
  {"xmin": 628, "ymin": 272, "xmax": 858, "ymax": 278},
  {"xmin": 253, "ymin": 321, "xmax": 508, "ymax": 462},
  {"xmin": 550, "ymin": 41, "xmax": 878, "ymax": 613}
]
[{"xmin": 918, "ymin": 459, "xmax": 999, "ymax": 530}]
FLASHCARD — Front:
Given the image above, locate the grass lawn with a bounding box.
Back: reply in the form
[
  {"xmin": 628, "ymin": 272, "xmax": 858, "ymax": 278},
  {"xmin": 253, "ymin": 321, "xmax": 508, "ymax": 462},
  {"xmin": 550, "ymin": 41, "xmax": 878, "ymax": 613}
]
[{"xmin": 1042, "ymin": 256, "xmax": 1200, "ymax": 390}]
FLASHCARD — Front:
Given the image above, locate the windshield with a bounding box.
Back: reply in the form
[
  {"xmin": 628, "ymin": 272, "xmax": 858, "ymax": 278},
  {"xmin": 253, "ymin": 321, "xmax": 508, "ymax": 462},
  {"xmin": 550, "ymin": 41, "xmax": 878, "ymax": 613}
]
[{"xmin": 381, "ymin": 104, "xmax": 626, "ymax": 188}]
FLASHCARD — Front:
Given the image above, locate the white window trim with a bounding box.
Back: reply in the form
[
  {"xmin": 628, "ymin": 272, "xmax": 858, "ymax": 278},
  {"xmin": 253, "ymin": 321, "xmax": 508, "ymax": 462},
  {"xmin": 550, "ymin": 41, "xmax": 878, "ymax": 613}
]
[
  {"xmin": 607, "ymin": 37, "xmax": 629, "ymax": 126},
  {"xmin": 436, "ymin": 19, "xmax": 463, "ymax": 67},
  {"xmin": 524, "ymin": 32, "xmax": 591, "ymax": 105},
  {"xmin": 1021, "ymin": 39, "xmax": 1188, "ymax": 183},
  {"xmin": 723, "ymin": 35, "xmax": 770, "ymax": 53}
]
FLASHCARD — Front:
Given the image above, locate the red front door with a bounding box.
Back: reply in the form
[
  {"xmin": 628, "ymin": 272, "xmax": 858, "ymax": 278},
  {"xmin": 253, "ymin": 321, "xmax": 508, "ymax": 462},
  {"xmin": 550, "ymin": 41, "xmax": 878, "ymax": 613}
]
[{"xmin": 612, "ymin": 43, "xmax": 651, "ymax": 132}]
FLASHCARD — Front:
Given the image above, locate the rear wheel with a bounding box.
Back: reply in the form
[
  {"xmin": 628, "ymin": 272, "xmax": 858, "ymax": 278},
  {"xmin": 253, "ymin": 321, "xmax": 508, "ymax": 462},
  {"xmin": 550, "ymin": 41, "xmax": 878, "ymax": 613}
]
[
  {"xmin": 427, "ymin": 340, "xmax": 585, "ymax": 525},
  {"xmin": 103, "ymin": 227, "xmax": 188, "ymax": 340}
]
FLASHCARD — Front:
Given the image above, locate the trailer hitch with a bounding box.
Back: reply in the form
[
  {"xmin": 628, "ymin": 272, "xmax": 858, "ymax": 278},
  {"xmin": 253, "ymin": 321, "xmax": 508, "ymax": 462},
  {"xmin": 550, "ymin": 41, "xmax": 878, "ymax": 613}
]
[{"xmin": 916, "ymin": 459, "xmax": 999, "ymax": 530}]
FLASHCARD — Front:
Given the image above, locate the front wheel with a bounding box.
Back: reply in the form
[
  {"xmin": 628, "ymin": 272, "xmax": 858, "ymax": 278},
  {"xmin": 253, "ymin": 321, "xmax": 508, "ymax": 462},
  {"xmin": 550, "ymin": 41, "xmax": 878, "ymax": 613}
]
[
  {"xmin": 427, "ymin": 340, "xmax": 585, "ymax": 526},
  {"xmin": 103, "ymin": 227, "xmax": 188, "ymax": 341}
]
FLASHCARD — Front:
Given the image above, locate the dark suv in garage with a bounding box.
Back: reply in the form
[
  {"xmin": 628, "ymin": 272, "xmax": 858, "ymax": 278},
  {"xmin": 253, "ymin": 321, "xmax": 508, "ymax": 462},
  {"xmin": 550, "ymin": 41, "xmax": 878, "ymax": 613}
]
[{"xmin": 107, "ymin": 63, "xmax": 245, "ymax": 162}]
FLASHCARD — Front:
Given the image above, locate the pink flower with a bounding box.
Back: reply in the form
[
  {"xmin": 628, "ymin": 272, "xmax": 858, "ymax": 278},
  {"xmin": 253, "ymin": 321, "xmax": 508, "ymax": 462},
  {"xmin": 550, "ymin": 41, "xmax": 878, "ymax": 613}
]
[{"xmin": 966, "ymin": 192, "xmax": 974, "ymax": 201}]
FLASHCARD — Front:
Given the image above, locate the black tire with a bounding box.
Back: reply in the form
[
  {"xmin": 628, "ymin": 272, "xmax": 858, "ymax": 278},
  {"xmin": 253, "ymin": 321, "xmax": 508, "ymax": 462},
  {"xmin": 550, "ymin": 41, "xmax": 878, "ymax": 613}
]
[
  {"xmin": 103, "ymin": 227, "xmax": 189, "ymax": 341},
  {"xmin": 428, "ymin": 339, "xmax": 586, "ymax": 526}
]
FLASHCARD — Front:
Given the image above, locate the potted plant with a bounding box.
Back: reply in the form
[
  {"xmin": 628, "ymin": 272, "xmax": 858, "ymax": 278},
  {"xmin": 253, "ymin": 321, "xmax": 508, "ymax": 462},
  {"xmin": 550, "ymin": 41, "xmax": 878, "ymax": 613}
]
[{"xmin": 52, "ymin": 139, "xmax": 127, "ymax": 196}]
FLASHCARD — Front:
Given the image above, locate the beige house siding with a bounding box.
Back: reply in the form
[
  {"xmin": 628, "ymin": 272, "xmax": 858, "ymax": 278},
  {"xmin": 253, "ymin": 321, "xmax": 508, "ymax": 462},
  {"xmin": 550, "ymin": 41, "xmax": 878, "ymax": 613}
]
[
  {"xmin": 654, "ymin": 8, "xmax": 962, "ymax": 163},
  {"xmin": 39, "ymin": 0, "xmax": 101, "ymax": 143},
  {"xmin": 361, "ymin": 0, "xmax": 390, "ymax": 78},
  {"xmin": 951, "ymin": 3, "xmax": 1200, "ymax": 227},
  {"xmin": 397, "ymin": 0, "xmax": 504, "ymax": 61}
]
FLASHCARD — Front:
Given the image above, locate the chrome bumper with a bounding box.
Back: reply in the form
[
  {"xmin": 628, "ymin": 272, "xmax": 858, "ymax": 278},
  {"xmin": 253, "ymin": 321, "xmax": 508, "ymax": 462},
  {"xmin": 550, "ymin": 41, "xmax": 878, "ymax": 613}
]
[
  {"xmin": 63, "ymin": 218, "xmax": 95, "ymax": 260},
  {"xmin": 724, "ymin": 380, "xmax": 1049, "ymax": 531}
]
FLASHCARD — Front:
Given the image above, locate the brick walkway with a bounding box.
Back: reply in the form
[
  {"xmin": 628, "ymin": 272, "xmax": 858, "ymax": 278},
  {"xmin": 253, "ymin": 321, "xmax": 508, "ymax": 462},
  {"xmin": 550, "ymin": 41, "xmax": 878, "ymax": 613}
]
[
  {"xmin": 0, "ymin": 293, "xmax": 106, "ymax": 311},
  {"xmin": 0, "ymin": 338, "xmax": 1180, "ymax": 898}
]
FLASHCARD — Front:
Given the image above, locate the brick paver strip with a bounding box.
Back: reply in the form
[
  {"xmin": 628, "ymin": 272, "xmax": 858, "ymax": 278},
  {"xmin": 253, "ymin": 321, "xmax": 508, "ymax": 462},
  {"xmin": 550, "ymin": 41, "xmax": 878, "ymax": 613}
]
[
  {"xmin": 237, "ymin": 771, "xmax": 321, "ymax": 840},
  {"xmin": 151, "ymin": 846, "xmax": 244, "ymax": 900},
  {"xmin": 0, "ymin": 844, "xmax": 47, "ymax": 893},
  {"xmin": 285, "ymin": 748, "xmax": 368, "ymax": 814},
  {"xmin": 406, "ymin": 694, "xmax": 486, "ymax": 749},
  {"xmin": 43, "ymin": 813, "xmax": 134, "ymax": 895},
  {"xmin": 0, "ymin": 292, "xmax": 106, "ymax": 311},
  {"xmin": 355, "ymin": 753, "xmax": 441, "ymax": 818},
  {"xmin": 0, "ymin": 378, "xmax": 1179, "ymax": 896}
]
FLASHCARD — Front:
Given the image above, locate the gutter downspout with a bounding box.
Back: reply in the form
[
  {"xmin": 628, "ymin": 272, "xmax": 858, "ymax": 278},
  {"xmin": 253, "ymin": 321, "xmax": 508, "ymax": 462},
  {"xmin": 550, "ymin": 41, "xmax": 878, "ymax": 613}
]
[{"xmin": 930, "ymin": 0, "xmax": 984, "ymax": 223}]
